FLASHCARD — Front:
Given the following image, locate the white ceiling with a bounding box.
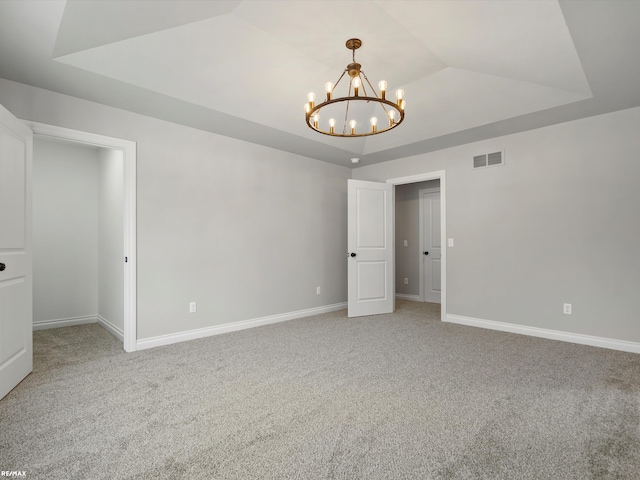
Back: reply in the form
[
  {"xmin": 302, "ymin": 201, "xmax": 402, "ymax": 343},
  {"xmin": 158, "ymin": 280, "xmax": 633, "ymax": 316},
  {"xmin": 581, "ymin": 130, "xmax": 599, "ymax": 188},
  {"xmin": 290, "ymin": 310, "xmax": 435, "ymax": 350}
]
[{"xmin": 0, "ymin": 0, "xmax": 639, "ymax": 167}]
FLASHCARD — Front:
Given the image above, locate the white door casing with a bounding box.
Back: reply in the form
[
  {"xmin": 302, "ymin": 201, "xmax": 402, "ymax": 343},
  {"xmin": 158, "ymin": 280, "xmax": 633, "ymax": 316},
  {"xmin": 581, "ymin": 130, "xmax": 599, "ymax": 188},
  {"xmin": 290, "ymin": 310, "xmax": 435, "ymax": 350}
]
[
  {"xmin": 0, "ymin": 105, "xmax": 32, "ymax": 400},
  {"xmin": 24, "ymin": 122, "xmax": 137, "ymax": 352},
  {"xmin": 387, "ymin": 170, "xmax": 446, "ymax": 322},
  {"xmin": 420, "ymin": 189, "xmax": 442, "ymax": 303},
  {"xmin": 347, "ymin": 179, "xmax": 394, "ymax": 317}
]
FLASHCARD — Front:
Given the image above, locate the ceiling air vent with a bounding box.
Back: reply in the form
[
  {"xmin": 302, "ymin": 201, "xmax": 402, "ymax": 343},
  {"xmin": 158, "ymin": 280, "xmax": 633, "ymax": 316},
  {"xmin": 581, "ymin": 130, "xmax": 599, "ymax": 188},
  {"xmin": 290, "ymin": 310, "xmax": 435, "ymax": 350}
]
[{"xmin": 473, "ymin": 150, "xmax": 504, "ymax": 169}]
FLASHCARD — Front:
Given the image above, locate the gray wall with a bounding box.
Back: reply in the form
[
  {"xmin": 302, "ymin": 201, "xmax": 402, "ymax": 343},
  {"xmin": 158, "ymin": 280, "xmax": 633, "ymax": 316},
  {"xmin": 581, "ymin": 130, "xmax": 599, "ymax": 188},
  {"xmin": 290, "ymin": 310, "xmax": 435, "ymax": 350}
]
[
  {"xmin": 32, "ymin": 138, "xmax": 99, "ymax": 324},
  {"xmin": 395, "ymin": 180, "xmax": 439, "ymax": 297},
  {"xmin": 354, "ymin": 106, "xmax": 640, "ymax": 344},
  {"xmin": 0, "ymin": 78, "xmax": 350, "ymax": 341},
  {"xmin": 98, "ymin": 148, "xmax": 124, "ymax": 331}
]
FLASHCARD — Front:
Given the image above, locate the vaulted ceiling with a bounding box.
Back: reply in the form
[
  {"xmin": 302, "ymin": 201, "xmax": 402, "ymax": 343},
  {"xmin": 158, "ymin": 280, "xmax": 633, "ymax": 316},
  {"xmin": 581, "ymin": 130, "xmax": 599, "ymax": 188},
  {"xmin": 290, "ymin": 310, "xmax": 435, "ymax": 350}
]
[{"xmin": 0, "ymin": 1, "xmax": 639, "ymax": 167}]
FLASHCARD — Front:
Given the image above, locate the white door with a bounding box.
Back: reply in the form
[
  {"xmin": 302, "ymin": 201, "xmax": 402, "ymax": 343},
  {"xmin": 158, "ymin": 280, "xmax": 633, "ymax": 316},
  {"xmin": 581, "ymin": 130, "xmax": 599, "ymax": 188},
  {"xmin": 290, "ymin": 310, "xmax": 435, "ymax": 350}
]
[
  {"xmin": 0, "ymin": 105, "xmax": 33, "ymax": 400},
  {"xmin": 420, "ymin": 190, "xmax": 441, "ymax": 303},
  {"xmin": 347, "ymin": 179, "xmax": 394, "ymax": 317}
]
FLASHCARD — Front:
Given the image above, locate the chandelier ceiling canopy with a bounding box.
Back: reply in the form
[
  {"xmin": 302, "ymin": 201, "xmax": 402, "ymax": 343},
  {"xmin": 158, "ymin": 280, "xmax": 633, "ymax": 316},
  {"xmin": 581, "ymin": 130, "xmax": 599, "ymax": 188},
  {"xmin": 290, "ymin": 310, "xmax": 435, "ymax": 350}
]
[{"xmin": 305, "ymin": 38, "xmax": 406, "ymax": 138}]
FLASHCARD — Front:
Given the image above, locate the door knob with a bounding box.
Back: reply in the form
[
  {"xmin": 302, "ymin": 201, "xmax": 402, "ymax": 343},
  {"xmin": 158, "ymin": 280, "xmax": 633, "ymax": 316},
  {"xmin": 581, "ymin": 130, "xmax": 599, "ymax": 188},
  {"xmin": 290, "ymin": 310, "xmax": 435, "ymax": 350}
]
[
  {"xmin": 350, "ymin": 253, "xmax": 357, "ymax": 257},
  {"xmin": 0, "ymin": 262, "xmax": 5, "ymax": 271},
  {"xmin": 423, "ymin": 251, "xmax": 429, "ymax": 255}
]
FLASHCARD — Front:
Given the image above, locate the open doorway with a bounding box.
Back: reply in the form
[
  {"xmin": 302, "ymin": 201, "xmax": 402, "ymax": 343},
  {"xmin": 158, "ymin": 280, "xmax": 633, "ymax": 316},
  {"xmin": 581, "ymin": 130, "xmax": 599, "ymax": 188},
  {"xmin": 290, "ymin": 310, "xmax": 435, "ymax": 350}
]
[
  {"xmin": 26, "ymin": 122, "xmax": 137, "ymax": 351},
  {"xmin": 395, "ymin": 179, "xmax": 441, "ymax": 303},
  {"xmin": 388, "ymin": 171, "xmax": 446, "ymax": 321},
  {"xmin": 32, "ymin": 138, "xmax": 123, "ymax": 339}
]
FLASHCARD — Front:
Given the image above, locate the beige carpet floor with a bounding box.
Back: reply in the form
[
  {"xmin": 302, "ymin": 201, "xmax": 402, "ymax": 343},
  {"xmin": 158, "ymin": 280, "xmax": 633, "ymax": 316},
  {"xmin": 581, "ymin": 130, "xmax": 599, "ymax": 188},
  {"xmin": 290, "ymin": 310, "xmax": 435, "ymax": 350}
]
[{"xmin": 1, "ymin": 300, "xmax": 639, "ymax": 479}]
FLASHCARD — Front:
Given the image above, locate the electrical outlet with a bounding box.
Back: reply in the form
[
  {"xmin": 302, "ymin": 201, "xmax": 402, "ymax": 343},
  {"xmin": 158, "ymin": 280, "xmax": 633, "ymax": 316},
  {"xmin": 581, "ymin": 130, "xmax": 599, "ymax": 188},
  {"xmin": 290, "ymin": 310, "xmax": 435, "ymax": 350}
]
[
  {"xmin": 404, "ymin": 278, "xmax": 409, "ymax": 285},
  {"xmin": 316, "ymin": 286, "xmax": 321, "ymax": 295},
  {"xmin": 189, "ymin": 302, "xmax": 197, "ymax": 313},
  {"xmin": 448, "ymin": 238, "xmax": 454, "ymax": 247},
  {"xmin": 403, "ymin": 240, "xmax": 408, "ymax": 247},
  {"xmin": 563, "ymin": 303, "xmax": 572, "ymax": 315}
]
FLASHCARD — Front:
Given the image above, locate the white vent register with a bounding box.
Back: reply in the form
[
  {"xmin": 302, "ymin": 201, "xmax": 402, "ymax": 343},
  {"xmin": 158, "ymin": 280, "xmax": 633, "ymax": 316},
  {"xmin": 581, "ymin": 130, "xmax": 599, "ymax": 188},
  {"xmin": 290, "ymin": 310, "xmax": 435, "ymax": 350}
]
[{"xmin": 473, "ymin": 150, "xmax": 504, "ymax": 169}]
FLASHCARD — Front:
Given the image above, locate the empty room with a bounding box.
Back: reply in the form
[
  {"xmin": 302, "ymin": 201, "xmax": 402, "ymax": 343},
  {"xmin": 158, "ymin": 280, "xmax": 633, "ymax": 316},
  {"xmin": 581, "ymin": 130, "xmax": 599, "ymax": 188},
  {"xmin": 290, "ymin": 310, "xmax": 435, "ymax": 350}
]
[{"xmin": 0, "ymin": 1, "xmax": 639, "ymax": 479}]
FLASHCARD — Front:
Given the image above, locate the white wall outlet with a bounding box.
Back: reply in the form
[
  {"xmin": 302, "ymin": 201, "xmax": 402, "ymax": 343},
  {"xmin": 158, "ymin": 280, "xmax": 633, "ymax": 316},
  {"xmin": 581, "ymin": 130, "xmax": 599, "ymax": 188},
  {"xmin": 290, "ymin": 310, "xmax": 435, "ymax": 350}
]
[
  {"xmin": 448, "ymin": 238, "xmax": 454, "ymax": 247},
  {"xmin": 189, "ymin": 302, "xmax": 197, "ymax": 313},
  {"xmin": 563, "ymin": 303, "xmax": 572, "ymax": 315},
  {"xmin": 316, "ymin": 286, "xmax": 321, "ymax": 295},
  {"xmin": 403, "ymin": 240, "xmax": 408, "ymax": 247},
  {"xmin": 404, "ymin": 278, "xmax": 409, "ymax": 285}
]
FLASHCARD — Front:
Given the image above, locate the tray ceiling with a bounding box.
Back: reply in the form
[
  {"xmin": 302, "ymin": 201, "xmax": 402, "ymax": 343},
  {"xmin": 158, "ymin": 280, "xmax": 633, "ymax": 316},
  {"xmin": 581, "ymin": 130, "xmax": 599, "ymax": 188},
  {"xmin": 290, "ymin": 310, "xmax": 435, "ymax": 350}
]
[{"xmin": 0, "ymin": 1, "xmax": 639, "ymax": 167}]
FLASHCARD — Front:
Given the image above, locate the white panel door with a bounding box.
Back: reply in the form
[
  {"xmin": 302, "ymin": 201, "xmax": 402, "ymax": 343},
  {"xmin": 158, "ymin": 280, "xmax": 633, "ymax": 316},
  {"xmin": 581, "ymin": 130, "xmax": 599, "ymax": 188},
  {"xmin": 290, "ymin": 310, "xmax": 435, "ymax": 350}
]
[
  {"xmin": 348, "ymin": 179, "xmax": 393, "ymax": 317},
  {"xmin": 421, "ymin": 190, "xmax": 441, "ymax": 303},
  {"xmin": 0, "ymin": 105, "xmax": 32, "ymax": 400}
]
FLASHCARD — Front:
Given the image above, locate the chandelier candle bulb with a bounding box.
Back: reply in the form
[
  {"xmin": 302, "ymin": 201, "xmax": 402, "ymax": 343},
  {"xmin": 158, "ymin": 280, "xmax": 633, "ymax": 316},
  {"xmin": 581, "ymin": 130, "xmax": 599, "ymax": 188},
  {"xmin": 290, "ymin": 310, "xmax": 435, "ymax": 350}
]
[
  {"xmin": 328, "ymin": 118, "xmax": 336, "ymax": 134},
  {"xmin": 353, "ymin": 77, "xmax": 361, "ymax": 97},
  {"xmin": 325, "ymin": 82, "xmax": 333, "ymax": 101},
  {"xmin": 307, "ymin": 92, "xmax": 315, "ymax": 109},
  {"xmin": 312, "ymin": 113, "xmax": 319, "ymax": 129},
  {"xmin": 350, "ymin": 119, "xmax": 356, "ymax": 135},
  {"xmin": 370, "ymin": 116, "xmax": 378, "ymax": 133},
  {"xmin": 304, "ymin": 103, "xmax": 311, "ymax": 114},
  {"xmin": 395, "ymin": 88, "xmax": 404, "ymax": 107},
  {"xmin": 378, "ymin": 81, "xmax": 387, "ymax": 100},
  {"xmin": 388, "ymin": 110, "xmax": 396, "ymax": 126}
]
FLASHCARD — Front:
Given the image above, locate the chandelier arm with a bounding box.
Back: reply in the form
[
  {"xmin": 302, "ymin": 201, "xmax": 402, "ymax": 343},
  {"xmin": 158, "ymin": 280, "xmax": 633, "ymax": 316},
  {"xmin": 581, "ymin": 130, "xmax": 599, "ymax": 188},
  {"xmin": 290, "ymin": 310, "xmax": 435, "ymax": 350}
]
[
  {"xmin": 361, "ymin": 72, "xmax": 388, "ymax": 116},
  {"xmin": 361, "ymin": 72, "xmax": 379, "ymax": 99},
  {"xmin": 362, "ymin": 71, "xmax": 380, "ymax": 98},
  {"xmin": 358, "ymin": 74, "xmax": 369, "ymax": 98},
  {"xmin": 333, "ymin": 69, "xmax": 348, "ymax": 91}
]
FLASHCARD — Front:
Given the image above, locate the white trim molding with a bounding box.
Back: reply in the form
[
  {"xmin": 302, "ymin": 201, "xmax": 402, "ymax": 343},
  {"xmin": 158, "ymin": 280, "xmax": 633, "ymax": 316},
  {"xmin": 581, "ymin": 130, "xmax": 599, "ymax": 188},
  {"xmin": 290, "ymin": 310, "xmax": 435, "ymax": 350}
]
[
  {"xmin": 395, "ymin": 294, "xmax": 422, "ymax": 302},
  {"xmin": 97, "ymin": 315, "xmax": 124, "ymax": 342},
  {"xmin": 445, "ymin": 314, "xmax": 640, "ymax": 354},
  {"xmin": 33, "ymin": 315, "xmax": 97, "ymax": 330},
  {"xmin": 24, "ymin": 121, "xmax": 138, "ymax": 352},
  {"xmin": 387, "ymin": 172, "xmax": 443, "ymax": 186},
  {"xmin": 137, "ymin": 302, "xmax": 348, "ymax": 351}
]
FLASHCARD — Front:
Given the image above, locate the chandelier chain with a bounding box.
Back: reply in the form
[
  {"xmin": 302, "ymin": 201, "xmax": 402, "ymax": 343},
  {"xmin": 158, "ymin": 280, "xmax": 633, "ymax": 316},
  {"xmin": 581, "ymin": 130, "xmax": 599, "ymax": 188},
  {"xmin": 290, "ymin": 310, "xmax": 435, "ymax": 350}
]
[
  {"xmin": 359, "ymin": 73, "xmax": 369, "ymax": 97},
  {"xmin": 343, "ymin": 83, "xmax": 352, "ymax": 135}
]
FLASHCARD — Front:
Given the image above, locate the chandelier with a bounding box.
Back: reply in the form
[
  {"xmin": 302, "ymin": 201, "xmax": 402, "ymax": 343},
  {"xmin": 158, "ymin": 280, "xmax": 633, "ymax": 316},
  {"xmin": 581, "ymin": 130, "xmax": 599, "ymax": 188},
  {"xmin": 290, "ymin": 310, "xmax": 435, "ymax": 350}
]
[{"xmin": 305, "ymin": 38, "xmax": 406, "ymax": 137}]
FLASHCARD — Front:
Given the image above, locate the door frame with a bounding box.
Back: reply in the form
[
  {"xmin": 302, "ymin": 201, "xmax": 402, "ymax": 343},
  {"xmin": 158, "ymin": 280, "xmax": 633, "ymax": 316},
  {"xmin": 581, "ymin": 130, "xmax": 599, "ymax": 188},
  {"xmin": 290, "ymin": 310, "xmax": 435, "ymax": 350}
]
[
  {"xmin": 24, "ymin": 121, "xmax": 138, "ymax": 352},
  {"xmin": 419, "ymin": 187, "xmax": 441, "ymax": 303},
  {"xmin": 387, "ymin": 171, "xmax": 446, "ymax": 321}
]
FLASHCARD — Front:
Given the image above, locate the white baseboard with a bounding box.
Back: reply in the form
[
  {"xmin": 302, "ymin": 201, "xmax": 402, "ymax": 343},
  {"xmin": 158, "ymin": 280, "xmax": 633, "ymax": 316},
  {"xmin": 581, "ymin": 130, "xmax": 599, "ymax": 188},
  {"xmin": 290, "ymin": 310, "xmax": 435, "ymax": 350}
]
[
  {"xmin": 33, "ymin": 315, "xmax": 97, "ymax": 330},
  {"xmin": 445, "ymin": 314, "xmax": 640, "ymax": 354},
  {"xmin": 395, "ymin": 294, "xmax": 422, "ymax": 302},
  {"xmin": 97, "ymin": 315, "xmax": 124, "ymax": 342},
  {"xmin": 137, "ymin": 302, "xmax": 348, "ymax": 351}
]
